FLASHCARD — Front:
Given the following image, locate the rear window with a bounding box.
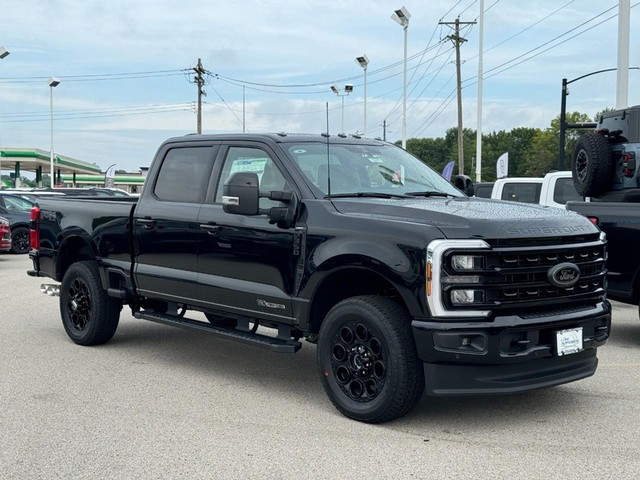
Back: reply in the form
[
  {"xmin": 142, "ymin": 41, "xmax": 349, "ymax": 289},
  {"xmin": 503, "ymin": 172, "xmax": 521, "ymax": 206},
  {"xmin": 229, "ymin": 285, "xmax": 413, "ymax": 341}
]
[
  {"xmin": 553, "ymin": 177, "xmax": 582, "ymax": 205},
  {"xmin": 154, "ymin": 147, "xmax": 213, "ymax": 203},
  {"xmin": 501, "ymin": 182, "xmax": 542, "ymax": 203},
  {"xmin": 474, "ymin": 184, "xmax": 493, "ymax": 198}
]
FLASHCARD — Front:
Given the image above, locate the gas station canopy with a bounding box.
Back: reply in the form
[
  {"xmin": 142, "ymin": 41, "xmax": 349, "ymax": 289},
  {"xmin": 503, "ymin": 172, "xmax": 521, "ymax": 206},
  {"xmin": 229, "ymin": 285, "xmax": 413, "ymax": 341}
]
[{"xmin": 0, "ymin": 147, "xmax": 102, "ymax": 178}]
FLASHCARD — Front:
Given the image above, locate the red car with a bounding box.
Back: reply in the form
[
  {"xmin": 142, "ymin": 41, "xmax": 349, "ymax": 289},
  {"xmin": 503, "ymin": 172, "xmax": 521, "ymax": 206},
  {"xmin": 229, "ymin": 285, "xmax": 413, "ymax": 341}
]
[{"xmin": 0, "ymin": 216, "xmax": 11, "ymax": 252}]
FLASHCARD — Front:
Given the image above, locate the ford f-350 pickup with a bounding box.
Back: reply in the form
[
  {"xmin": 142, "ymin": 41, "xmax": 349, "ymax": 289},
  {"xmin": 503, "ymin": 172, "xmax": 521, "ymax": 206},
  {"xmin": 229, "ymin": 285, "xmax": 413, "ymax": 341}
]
[{"xmin": 28, "ymin": 133, "xmax": 610, "ymax": 423}]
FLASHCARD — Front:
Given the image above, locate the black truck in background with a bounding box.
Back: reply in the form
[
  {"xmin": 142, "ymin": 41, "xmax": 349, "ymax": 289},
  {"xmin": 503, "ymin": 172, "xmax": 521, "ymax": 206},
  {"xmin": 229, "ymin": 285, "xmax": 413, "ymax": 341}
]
[
  {"xmin": 28, "ymin": 133, "xmax": 610, "ymax": 423},
  {"xmin": 567, "ymin": 105, "xmax": 640, "ymax": 316}
]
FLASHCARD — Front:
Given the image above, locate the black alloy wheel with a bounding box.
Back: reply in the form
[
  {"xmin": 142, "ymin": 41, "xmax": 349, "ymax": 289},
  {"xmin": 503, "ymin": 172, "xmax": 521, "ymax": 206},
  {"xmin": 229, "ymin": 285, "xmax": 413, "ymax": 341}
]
[
  {"xmin": 10, "ymin": 227, "xmax": 30, "ymax": 254},
  {"xmin": 60, "ymin": 261, "xmax": 121, "ymax": 346},
  {"xmin": 330, "ymin": 322, "xmax": 387, "ymax": 402},
  {"xmin": 317, "ymin": 295, "xmax": 424, "ymax": 423}
]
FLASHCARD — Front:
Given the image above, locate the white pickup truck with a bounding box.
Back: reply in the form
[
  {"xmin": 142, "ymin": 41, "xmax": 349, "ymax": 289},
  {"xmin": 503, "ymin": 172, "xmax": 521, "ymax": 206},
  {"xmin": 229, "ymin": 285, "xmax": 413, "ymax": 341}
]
[{"xmin": 490, "ymin": 171, "xmax": 582, "ymax": 208}]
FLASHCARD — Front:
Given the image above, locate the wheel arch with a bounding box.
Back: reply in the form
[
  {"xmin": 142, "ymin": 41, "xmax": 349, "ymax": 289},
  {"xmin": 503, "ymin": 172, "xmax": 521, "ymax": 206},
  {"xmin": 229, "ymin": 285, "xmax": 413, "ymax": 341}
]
[
  {"xmin": 56, "ymin": 235, "xmax": 98, "ymax": 282},
  {"xmin": 302, "ymin": 261, "xmax": 421, "ymax": 335}
]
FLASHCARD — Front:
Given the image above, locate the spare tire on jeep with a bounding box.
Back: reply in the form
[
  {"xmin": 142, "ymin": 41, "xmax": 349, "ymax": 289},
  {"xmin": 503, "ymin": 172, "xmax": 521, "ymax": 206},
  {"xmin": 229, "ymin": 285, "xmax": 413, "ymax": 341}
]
[{"xmin": 571, "ymin": 133, "xmax": 614, "ymax": 197}]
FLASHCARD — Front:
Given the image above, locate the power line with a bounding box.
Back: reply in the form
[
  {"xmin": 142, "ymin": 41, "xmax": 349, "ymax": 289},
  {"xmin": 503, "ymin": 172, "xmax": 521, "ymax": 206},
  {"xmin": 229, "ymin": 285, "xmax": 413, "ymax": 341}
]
[
  {"xmin": 0, "ymin": 103, "xmax": 194, "ymax": 123},
  {"xmin": 0, "ymin": 69, "xmax": 187, "ymax": 84}
]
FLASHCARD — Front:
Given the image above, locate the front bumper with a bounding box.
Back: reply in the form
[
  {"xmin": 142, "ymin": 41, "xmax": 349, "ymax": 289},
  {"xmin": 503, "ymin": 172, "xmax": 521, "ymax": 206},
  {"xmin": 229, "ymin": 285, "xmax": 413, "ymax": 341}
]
[{"xmin": 411, "ymin": 301, "xmax": 611, "ymax": 395}]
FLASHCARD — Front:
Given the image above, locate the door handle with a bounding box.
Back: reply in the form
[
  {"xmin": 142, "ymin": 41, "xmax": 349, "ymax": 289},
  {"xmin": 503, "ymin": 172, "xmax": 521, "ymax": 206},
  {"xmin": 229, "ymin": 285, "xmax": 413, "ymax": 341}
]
[
  {"xmin": 200, "ymin": 223, "xmax": 221, "ymax": 235},
  {"xmin": 138, "ymin": 217, "xmax": 157, "ymax": 229}
]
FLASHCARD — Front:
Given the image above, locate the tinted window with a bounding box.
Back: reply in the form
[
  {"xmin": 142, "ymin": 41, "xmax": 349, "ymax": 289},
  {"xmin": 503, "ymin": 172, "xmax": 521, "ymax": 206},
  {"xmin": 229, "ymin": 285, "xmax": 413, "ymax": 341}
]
[
  {"xmin": 501, "ymin": 182, "xmax": 542, "ymax": 203},
  {"xmin": 474, "ymin": 184, "xmax": 493, "ymax": 198},
  {"xmin": 215, "ymin": 147, "xmax": 290, "ymax": 209},
  {"xmin": 553, "ymin": 177, "xmax": 582, "ymax": 204},
  {"xmin": 154, "ymin": 147, "xmax": 213, "ymax": 203}
]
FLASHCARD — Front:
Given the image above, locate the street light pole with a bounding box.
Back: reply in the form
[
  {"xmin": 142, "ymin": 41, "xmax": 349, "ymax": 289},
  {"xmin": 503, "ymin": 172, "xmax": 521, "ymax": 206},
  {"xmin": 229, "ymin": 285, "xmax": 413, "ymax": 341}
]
[
  {"xmin": 392, "ymin": 7, "xmax": 410, "ymax": 149},
  {"xmin": 0, "ymin": 46, "xmax": 9, "ymax": 186},
  {"xmin": 356, "ymin": 55, "xmax": 369, "ymax": 136},
  {"xmin": 331, "ymin": 84, "xmax": 353, "ymax": 133},
  {"xmin": 558, "ymin": 67, "xmax": 639, "ymax": 170},
  {"xmin": 48, "ymin": 77, "xmax": 60, "ymax": 188}
]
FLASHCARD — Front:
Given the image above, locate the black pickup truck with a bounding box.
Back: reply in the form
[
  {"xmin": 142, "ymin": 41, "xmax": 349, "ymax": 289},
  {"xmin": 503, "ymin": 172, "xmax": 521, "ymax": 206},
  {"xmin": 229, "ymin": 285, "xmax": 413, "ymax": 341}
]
[
  {"xmin": 28, "ymin": 133, "xmax": 610, "ymax": 423},
  {"xmin": 567, "ymin": 105, "xmax": 640, "ymax": 317}
]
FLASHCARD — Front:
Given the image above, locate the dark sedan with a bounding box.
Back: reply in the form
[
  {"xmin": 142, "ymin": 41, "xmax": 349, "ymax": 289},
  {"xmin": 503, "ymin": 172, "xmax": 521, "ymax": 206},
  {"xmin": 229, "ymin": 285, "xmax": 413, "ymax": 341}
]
[{"xmin": 0, "ymin": 193, "xmax": 35, "ymax": 254}]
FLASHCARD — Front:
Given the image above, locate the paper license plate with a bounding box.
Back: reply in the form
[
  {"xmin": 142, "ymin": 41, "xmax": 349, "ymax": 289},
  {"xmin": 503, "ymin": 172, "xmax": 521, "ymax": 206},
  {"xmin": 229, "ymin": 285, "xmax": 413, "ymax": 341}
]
[{"xmin": 556, "ymin": 327, "xmax": 583, "ymax": 356}]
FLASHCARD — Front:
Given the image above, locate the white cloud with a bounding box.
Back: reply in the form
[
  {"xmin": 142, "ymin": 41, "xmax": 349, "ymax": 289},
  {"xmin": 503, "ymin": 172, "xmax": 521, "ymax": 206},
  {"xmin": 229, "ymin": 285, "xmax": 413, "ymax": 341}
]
[{"xmin": 1, "ymin": 0, "xmax": 638, "ymax": 173}]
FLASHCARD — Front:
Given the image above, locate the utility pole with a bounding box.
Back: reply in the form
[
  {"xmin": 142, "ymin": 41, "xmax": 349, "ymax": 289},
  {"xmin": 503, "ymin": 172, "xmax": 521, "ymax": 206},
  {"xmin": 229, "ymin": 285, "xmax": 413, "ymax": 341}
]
[
  {"xmin": 440, "ymin": 18, "xmax": 476, "ymax": 175},
  {"xmin": 382, "ymin": 119, "xmax": 387, "ymax": 141},
  {"xmin": 193, "ymin": 58, "xmax": 205, "ymax": 134}
]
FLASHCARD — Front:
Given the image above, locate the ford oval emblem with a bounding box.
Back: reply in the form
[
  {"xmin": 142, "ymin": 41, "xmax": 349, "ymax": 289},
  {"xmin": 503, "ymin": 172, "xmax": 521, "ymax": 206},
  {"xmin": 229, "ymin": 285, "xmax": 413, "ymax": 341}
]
[{"xmin": 547, "ymin": 262, "xmax": 580, "ymax": 288}]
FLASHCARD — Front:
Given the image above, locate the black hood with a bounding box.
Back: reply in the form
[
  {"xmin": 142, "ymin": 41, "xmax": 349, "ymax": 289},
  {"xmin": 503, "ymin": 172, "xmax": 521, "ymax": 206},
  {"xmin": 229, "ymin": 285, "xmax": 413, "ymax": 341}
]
[{"xmin": 330, "ymin": 196, "xmax": 599, "ymax": 240}]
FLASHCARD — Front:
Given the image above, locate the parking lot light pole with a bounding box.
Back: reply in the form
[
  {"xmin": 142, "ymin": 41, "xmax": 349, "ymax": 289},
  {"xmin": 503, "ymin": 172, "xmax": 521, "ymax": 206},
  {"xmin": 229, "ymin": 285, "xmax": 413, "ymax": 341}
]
[
  {"xmin": 331, "ymin": 84, "xmax": 353, "ymax": 133},
  {"xmin": 355, "ymin": 55, "xmax": 369, "ymax": 136},
  {"xmin": 48, "ymin": 77, "xmax": 60, "ymax": 188},
  {"xmin": 392, "ymin": 6, "xmax": 410, "ymax": 149},
  {"xmin": 0, "ymin": 46, "xmax": 9, "ymax": 185}
]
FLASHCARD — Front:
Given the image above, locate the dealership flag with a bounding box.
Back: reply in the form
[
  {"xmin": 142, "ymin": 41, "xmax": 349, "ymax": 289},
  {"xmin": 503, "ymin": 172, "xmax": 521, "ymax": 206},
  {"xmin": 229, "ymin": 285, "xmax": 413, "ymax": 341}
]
[
  {"xmin": 496, "ymin": 152, "xmax": 509, "ymax": 179},
  {"xmin": 441, "ymin": 161, "xmax": 455, "ymax": 181}
]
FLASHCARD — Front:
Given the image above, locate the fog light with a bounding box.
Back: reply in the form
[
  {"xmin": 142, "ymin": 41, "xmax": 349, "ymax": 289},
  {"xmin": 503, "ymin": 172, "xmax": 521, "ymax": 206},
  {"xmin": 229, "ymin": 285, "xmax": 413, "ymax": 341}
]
[
  {"xmin": 433, "ymin": 332, "xmax": 488, "ymax": 354},
  {"xmin": 452, "ymin": 255, "xmax": 483, "ymax": 270},
  {"xmin": 451, "ymin": 289, "xmax": 484, "ymax": 305}
]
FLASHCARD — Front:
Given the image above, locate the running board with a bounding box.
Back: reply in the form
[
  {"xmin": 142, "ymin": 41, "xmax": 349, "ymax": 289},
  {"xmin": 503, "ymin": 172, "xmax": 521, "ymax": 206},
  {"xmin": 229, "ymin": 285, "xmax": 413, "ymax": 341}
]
[{"xmin": 133, "ymin": 310, "xmax": 302, "ymax": 354}]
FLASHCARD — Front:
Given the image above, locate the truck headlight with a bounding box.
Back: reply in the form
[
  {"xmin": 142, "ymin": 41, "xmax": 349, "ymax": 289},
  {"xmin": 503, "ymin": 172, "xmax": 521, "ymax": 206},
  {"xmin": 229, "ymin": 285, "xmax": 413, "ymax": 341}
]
[
  {"xmin": 451, "ymin": 289, "xmax": 485, "ymax": 305},
  {"xmin": 426, "ymin": 239, "xmax": 491, "ymax": 318},
  {"xmin": 451, "ymin": 255, "xmax": 484, "ymax": 270}
]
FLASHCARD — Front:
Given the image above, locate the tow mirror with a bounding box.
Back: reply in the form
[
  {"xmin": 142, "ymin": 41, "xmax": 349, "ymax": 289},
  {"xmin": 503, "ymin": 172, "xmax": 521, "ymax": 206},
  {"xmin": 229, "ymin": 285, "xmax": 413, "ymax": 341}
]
[
  {"xmin": 454, "ymin": 174, "xmax": 474, "ymax": 196},
  {"xmin": 222, "ymin": 172, "xmax": 259, "ymax": 215}
]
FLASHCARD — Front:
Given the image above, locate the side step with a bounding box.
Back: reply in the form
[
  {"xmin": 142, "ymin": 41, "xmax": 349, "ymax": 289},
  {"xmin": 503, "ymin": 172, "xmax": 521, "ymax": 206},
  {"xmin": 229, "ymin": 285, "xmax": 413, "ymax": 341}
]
[{"xmin": 133, "ymin": 310, "xmax": 302, "ymax": 354}]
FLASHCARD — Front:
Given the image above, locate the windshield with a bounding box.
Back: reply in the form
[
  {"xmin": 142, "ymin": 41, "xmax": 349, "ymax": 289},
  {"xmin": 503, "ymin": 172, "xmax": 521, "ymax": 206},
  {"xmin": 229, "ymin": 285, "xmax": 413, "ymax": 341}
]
[{"xmin": 286, "ymin": 142, "xmax": 462, "ymax": 198}]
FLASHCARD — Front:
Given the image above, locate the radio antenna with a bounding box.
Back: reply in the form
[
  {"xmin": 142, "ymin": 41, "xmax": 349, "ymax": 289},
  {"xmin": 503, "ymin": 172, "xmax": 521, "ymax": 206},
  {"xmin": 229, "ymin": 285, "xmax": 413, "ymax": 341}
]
[{"xmin": 324, "ymin": 102, "xmax": 331, "ymax": 197}]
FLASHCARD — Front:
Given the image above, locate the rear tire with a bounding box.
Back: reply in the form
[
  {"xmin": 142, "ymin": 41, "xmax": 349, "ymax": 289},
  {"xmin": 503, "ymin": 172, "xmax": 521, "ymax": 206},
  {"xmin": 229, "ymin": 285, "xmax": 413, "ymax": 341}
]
[
  {"xmin": 10, "ymin": 227, "xmax": 30, "ymax": 254},
  {"xmin": 571, "ymin": 133, "xmax": 613, "ymax": 197},
  {"xmin": 60, "ymin": 261, "xmax": 121, "ymax": 345},
  {"xmin": 317, "ymin": 295, "xmax": 424, "ymax": 423}
]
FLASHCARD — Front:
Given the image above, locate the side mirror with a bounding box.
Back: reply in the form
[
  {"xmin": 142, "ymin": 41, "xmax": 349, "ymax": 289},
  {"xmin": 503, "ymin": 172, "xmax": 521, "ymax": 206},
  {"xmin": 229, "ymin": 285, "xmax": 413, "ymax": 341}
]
[
  {"xmin": 454, "ymin": 174, "xmax": 474, "ymax": 196},
  {"xmin": 222, "ymin": 172, "xmax": 259, "ymax": 215}
]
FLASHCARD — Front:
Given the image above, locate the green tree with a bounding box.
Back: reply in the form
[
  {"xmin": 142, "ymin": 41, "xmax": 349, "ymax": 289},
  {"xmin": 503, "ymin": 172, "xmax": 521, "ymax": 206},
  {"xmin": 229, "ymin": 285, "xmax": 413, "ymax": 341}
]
[{"xmin": 406, "ymin": 136, "xmax": 449, "ymax": 173}]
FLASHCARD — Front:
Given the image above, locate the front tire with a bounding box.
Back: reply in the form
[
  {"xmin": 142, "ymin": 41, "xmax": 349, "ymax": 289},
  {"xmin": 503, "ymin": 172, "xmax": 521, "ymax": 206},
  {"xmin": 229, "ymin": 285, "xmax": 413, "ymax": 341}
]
[
  {"xmin": 10, "ymin": 227, "xmax": 30, "ymax": 254},
  {"xmin": 60, "ymin": 261, "xmax": 121, "ymax": 345},
  {"xmin": 317, "ymin": 295, "xmax": 424, "ymax": 423}
]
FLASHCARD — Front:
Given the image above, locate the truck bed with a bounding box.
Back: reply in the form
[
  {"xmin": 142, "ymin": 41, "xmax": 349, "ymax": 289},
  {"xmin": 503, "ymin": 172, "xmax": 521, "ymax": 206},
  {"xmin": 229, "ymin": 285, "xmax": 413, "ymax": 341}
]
[
  {"xmin": 34, "ymin": 196, "xmax": 138, "ymax": 282},
  {"xmin": 566, "ymin": 200, "xmax": 640, "ymax": 303}
]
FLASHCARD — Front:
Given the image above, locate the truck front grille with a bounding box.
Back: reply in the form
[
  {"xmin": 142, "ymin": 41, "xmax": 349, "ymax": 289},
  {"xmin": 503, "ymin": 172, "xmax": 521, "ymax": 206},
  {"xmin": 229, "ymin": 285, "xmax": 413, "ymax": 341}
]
[{"xmin": 441, "ymin": 238, "xmax": 607, "ymax": 312}]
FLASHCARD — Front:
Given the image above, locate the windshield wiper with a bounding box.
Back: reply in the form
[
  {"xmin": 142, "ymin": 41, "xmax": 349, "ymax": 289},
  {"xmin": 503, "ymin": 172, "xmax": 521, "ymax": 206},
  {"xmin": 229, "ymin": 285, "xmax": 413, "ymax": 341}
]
[
  {"xmin": 406, "ymin": 191, "xmax": 457, "ymax": 198},
  {"xmin": 326, "ymin": 192, "xmax": 410, "ymax": 199}
]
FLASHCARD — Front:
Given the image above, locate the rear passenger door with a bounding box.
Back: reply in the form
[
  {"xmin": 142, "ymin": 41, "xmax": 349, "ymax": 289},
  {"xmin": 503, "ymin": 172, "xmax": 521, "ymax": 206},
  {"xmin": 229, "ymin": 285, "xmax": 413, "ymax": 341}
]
[{"xmin": 133, "ymin": 143, "xmax": 217, "ymax": 302}]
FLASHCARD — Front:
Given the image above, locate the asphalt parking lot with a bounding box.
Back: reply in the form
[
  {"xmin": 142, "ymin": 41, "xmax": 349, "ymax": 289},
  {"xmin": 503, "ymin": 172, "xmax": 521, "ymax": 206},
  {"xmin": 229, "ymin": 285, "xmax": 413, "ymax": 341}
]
[{"xmin": 1, "ymin": 253, "xmax": 639, "ymax": 479}]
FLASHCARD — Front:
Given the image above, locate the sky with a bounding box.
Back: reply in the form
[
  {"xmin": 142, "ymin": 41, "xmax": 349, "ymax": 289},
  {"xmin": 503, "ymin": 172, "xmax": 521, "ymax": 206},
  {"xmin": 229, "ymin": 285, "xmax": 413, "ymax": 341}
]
[{"xmin": 0, "ymin": 0, "xmax": 638, "ymax": 174}]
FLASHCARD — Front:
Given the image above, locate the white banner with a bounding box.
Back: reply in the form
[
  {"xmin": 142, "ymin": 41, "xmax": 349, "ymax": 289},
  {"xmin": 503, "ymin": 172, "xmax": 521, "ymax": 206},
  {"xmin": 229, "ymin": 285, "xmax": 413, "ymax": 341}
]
[{"xmin": 496, "ymin": 152, "xmax": 509, "ymax": 179}]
